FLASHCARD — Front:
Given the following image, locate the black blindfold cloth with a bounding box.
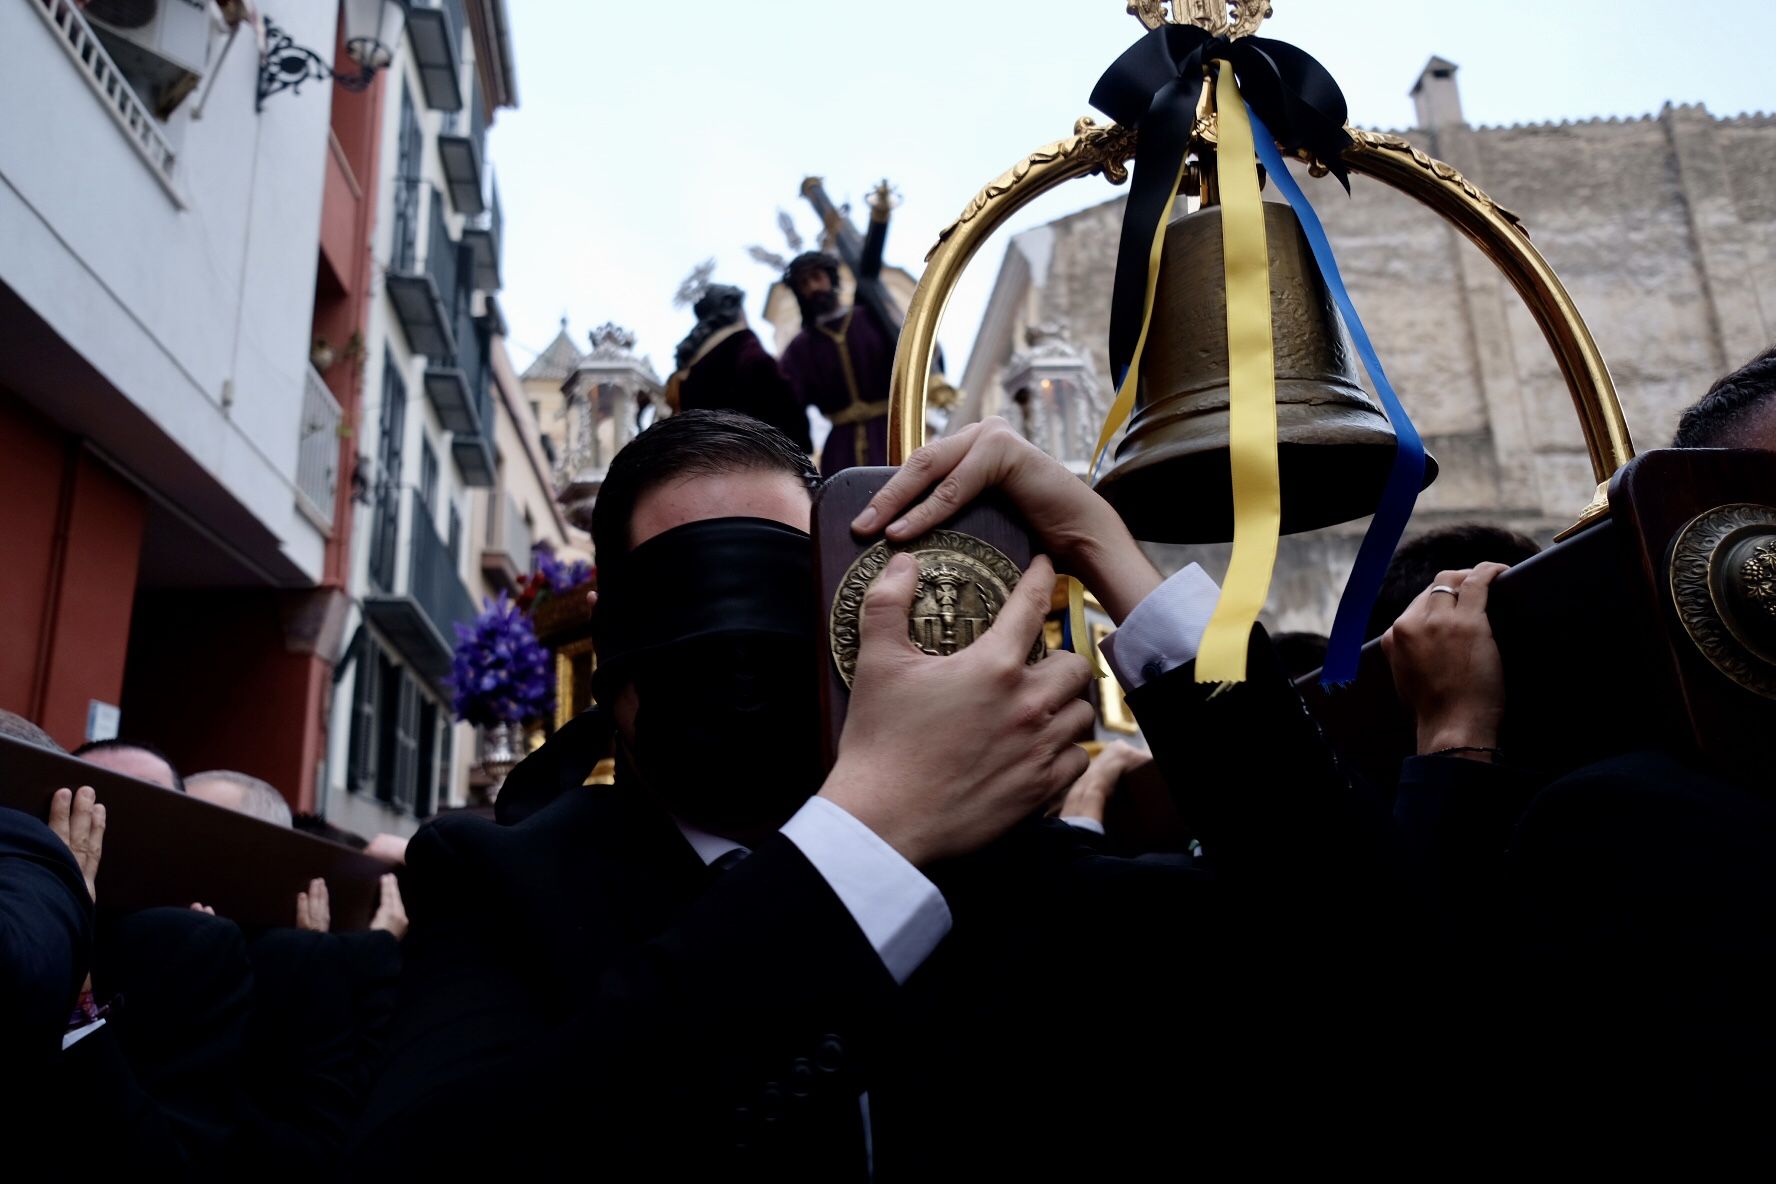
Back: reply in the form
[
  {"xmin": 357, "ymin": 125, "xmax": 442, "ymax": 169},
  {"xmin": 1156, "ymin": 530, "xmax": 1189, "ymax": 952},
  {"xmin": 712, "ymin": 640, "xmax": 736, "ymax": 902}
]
[{"xmin": 591, "ymin": 516, "xmax": 816, "ymax": 700}]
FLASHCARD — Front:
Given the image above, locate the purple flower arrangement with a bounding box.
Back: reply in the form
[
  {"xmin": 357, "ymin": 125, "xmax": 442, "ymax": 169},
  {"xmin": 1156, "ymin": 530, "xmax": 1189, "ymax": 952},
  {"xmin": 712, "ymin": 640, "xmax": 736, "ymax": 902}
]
[
  {"xmin": 535, "ymin": 548, "xmax": 593, "ymax": 594},
  {"xmin": 515, "ymin": 546, "xmax": 594, "ymax": 613},
  {"xmin": 448, "ymin": 592, "xmax": 555, "ymax": 727}
]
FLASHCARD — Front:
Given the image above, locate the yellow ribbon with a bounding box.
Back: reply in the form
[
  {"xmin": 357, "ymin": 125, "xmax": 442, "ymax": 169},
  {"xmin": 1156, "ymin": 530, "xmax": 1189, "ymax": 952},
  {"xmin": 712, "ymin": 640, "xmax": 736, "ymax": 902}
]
[
  {"xmin": 1088, "ymin": 158, "xmax": 1187, "ymax": 478},
  {"xmin": 1193, "ymin": 60, "xmax": 1279, "ymax": 682},
  {"xmin": 1066, "ymin": 576, "xmax": 1107, "ymax": 678},
  {"xmin": 1083, "ymin": 61, "xmax": 1280, "ymax": 683}
]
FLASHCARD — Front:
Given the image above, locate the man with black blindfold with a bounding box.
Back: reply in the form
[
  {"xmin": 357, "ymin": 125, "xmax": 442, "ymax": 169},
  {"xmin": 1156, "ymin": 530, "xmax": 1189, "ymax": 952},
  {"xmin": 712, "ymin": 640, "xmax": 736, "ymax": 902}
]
[{"xmin": 352, "ymin": 411, "xmax": 1405, "ymax": 1179}]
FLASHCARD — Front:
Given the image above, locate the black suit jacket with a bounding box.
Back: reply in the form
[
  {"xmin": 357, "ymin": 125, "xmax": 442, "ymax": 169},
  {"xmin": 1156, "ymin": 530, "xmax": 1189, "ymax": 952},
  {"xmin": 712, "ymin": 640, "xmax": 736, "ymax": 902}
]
[
  {"xmin": 332, "ymin": 929, "xmax": 403, "ymax": 1094},
  {"xmin": 0, "ymin": 805, "xmax": 91, "ymax": 1065},
  {"xmin": 234, "ymin": 928, "xmax": 367, "ymax": 1178},
  {"xmin": 353, "ymin": 629, "xmax": 1405, "ymax": 1178},
  {"xmin": 1395, "ymin": 749, "xmax": 1776, "ymax": 1152},
  {"xmin": 47, "ymin": 906, "xmax": 258, "ymax": 1180},
  {"xmin": 1512, "ymin": 751, "xmax": 1776, "ymax": 1142},
  {"xmin": 53, "ymin": 918, "xmax": 403, "ymax": 1181}
]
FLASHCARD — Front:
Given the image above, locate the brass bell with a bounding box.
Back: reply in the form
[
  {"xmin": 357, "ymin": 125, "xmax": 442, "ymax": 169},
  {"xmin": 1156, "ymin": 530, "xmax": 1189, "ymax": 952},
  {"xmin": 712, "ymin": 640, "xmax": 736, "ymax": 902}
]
[{"xmin": 1093, "ymin": 200, "xmax": 1437, "ymax": 543}]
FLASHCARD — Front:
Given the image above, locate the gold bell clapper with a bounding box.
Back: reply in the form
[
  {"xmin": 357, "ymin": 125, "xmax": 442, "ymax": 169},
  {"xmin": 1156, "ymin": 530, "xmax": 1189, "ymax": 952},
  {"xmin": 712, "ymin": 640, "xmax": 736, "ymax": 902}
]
[{"xmin": 1093, "ymin": 199, "xmax": 1438, "ymax": 544}]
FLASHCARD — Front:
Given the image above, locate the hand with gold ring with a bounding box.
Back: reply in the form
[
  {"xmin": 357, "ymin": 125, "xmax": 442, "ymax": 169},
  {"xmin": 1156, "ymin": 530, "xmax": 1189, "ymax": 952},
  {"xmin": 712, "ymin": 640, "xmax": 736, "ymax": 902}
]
[{"xmin": 1382, "ymin": 564, "xmax": 1511, "ymax": 759}]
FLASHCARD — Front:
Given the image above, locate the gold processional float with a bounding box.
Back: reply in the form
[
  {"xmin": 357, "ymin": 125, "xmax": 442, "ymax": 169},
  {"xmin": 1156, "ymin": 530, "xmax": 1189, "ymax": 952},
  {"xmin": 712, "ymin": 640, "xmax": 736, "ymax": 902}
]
[
  {"xmin": 876, "ymin": 0, "xmax": 1629, "ymax": 690},
  {"xmin": 533, "ymin": 0, "xmax": 1771, "ymax": 792},
  {"xmin": 891, "ymin": 2, "xmax": 1628, "ymax": 525},
  {"xmin": 871, "ymin": 0, "xmax": 1773, "ymax": 782}
]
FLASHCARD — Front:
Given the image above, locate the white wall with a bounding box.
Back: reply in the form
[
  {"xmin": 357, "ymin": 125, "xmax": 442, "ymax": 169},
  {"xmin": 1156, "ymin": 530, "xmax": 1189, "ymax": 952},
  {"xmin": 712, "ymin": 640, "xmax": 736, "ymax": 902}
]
[
  {"xmin": 0, "ymin": 0, "xmax": 338, "ymax": 581},
  {"xmin": 330, "ymin": 7, "xmax": 494, "ymax": 819}
]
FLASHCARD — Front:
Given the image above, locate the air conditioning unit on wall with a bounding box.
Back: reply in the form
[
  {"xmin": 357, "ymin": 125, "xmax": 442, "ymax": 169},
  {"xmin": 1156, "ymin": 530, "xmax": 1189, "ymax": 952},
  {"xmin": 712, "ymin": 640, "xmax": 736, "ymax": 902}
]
[{"xmin": 84, "ymin": 0, "xmax": 213, "ymax": 119}]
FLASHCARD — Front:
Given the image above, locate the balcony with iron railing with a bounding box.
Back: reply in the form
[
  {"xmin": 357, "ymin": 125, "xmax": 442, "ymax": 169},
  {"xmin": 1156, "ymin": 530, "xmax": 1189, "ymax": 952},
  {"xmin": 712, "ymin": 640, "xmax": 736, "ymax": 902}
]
[
  {"xmin": 462, "ymin": 177, "xmax": 503, "ymax": 292},
  {"xmin": 420, "ymin": 257, "xmax": 498, "ymax": 488},
  {"xmin": 405, "ymin": 1, "xmax": 464, "ymax": 112},
  {"xmin": 364, "ymin": 489, "xmax": 477, "ymax": 686},
  {"xmin": 28, "ymin": 0, "xmax": 181, "ymax": 203},
  {"xmin": 437, "ymin": 78, "xmax": 486, "ymax": 215},
  {"xmin": 424, "ymin": 293, "xmax": 481, "ymax": 436},
  {"xmin": 296, "ymin": 364, "xmax": 342, "ymax": 532},
  {"xmin": 448, "ymin": 311, "xmax": 497, "ymax": 487},
  {"xmin": 388, "ymin": 184, "xmax": 458, "ymax": 360},
  {"xmin": 480, "ymin": 490, "xmax": 532, "ymax": 590}
]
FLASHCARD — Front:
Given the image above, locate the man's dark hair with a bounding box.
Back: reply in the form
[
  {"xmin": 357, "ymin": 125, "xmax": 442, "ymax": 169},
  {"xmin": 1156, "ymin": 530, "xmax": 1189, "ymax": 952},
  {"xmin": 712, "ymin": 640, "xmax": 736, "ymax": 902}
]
[
  {"xmin": 1673, "ymin": 346, "xmax": 1776, "ymax": 448},
  {"xmin": 1366, "ymin": 524, "xmax": 1542, "ymax": 639},
  {"xmin": 71, "ymin": 737, "xmax": 187, "ymax": 794},
  {"xmin": 591, "ymin": 410, "xmax": 821, "ymax": 577}
]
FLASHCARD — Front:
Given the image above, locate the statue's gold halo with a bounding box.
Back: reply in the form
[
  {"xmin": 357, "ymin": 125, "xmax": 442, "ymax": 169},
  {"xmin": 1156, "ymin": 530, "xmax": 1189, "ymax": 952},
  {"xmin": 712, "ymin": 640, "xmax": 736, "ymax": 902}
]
[{"xmin": 830, "ymin": 529, "xmax": 1047, "ymax": 687}]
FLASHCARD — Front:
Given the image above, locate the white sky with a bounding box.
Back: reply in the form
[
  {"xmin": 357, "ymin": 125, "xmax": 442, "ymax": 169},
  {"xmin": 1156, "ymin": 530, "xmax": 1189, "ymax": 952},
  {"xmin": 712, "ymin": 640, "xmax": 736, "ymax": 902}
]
[{"xmin": 489, "ymin": 0, "xmax": 1776, "ymax": 379}]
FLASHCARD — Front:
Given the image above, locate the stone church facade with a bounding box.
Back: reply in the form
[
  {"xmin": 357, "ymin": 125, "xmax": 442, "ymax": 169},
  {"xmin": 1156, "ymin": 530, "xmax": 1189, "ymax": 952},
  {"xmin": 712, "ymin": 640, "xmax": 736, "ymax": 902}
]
[{"xmin": 953, "ymin": 58, "xmax": 1776, "ymax": 634}]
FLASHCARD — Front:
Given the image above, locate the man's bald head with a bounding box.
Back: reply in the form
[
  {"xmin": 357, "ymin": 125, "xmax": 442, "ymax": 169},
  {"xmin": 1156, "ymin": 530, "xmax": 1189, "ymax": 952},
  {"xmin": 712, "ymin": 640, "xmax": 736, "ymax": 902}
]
[
  {"xmin": 73, "ymin": 739, "xmax": 183, "ymax": 793},
  {"xmin": 187, "ymin": 770, "xmax": 293, "ymax": 828}
]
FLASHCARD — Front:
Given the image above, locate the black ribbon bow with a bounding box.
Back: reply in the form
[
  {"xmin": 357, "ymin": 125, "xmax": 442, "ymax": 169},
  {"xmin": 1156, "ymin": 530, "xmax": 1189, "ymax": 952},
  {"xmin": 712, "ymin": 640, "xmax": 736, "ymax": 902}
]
[{"xmin": 1089, "ymin": 24, "xmax": 1353, "ymax": 389}]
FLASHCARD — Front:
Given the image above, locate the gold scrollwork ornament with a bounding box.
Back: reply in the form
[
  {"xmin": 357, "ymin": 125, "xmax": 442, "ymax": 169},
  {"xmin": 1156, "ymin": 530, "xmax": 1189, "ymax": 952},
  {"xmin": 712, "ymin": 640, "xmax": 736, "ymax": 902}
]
[
  {"xmin": 931, "ymin": 118, "xmax": 1135, "ymax": 260},
  {"xmin": 1341, "ymin": 129, "xmax": 1522, "ymax": 228},
  {"xmin": 1128, "ymin": 1, "xmax": 1273, "ymax": 37},
  {"xmin": 830, "ymin": 529, "xmax": 1047, "ymax": 688}
]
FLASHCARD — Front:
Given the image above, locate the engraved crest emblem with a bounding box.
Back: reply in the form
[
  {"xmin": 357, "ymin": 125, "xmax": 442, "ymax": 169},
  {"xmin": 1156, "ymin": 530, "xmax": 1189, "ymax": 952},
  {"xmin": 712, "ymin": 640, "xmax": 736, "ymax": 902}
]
[{"xmin": 830, "ymin": 529, "xmax": 1047, "ymax": 688}]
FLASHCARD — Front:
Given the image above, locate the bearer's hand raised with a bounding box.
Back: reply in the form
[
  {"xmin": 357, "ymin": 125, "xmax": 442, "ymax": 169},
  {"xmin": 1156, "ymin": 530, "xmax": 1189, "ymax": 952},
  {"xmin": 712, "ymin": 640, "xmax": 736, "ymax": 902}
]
[
  {"xmin": 48, "ymin": 786, "xmax": 105, "ymax": 903},
  {"xmin": 850, "ymin": 417, "xmax": 1160, "ymax": 622},
  {"xmin": 820, "ymin": 552, "xmax": 1094, "ymax": 868},
  {"xmin": 1383, "ymin": 563, "xmax": 1509, "ymax": 759}
]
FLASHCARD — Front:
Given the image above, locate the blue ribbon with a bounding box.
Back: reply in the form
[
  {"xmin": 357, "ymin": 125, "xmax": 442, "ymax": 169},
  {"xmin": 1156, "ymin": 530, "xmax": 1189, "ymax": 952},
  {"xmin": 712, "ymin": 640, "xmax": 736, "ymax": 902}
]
[{"xmin": 1245, "ymin": 105, "xmax": 1426, "ymax": 686}]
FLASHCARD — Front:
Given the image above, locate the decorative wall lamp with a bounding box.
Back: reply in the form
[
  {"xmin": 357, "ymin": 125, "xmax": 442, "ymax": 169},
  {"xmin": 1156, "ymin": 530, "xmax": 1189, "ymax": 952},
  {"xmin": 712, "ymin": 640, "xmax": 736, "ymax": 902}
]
[
  {"xmin": 999, "ymin": 322, "xmax": 1104, "ymax": 476},
  {"xmin": 257, "ymin": 0, "xmax": 407, "ymax": 111}
]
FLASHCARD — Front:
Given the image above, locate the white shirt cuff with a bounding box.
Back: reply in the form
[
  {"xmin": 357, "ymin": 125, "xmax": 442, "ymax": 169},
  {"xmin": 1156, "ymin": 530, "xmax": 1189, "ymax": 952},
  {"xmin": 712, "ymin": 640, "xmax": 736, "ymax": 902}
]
[
  {"xmin": 1098, "ymin": 562, "xmax": 1222, "ymax": 691},
  {"xmin": 1060, "ymin": 815, "xmax": 1105, "ymax": 835},
  {"xmin": 781, "ymin": 796, "xmax": 952, "ymax": 985},
  {"xmin": 62, "ymin": 1017, "xmax": 105, "ymax": 1051}
]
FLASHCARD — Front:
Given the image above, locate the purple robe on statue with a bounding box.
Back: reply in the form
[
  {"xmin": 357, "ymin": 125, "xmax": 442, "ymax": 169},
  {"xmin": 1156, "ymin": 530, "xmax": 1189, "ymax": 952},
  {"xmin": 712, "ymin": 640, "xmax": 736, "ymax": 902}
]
[
  {"xmin": 780, "ymin": 302, "xmax": 894, "ymax": 474},
  {"xmin": 672, "ymin": 326, "xmax": 814, "ymax": 453}
]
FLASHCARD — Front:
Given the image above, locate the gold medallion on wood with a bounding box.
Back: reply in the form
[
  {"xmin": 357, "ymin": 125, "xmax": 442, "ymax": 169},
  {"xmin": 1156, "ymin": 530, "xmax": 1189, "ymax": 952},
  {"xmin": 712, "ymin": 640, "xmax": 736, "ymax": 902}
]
[{"xmin": 830, "ymin": 529, "xmax": 1046, "ymax": 688}]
